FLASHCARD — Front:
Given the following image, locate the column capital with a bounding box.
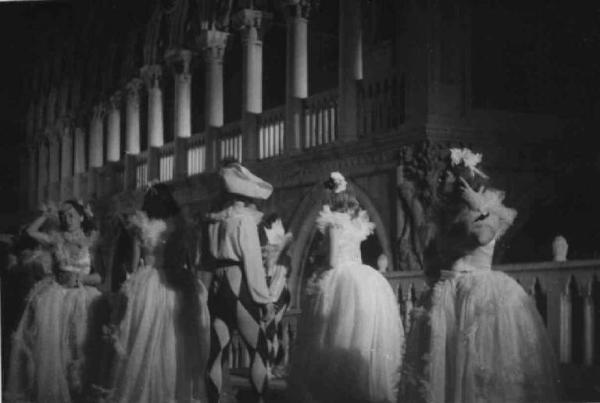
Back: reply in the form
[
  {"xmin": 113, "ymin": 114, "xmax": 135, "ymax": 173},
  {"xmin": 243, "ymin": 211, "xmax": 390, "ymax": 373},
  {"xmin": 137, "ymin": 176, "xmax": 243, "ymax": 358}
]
[
  {"xmin": 197, "ymin": 28, "xmax": 229, "ymax": 61},
  {"xmin": 165, "ymin": 48, "xmax": 193, "ymax": 75},
  {"xmin": 233, "ymin": 9, "xmax": 273, "ymax": 40},
  {"xmin": 283, "ymin": 0, "xmax": 311, "ymax": 19},
  {"xmin": 92, "ymin": 104, "xmax": 106, "ymax": 120},
  {"xmin": 140, "ymin": 64, "xmax": 162, "ymax": 89},
  {"xmin": 109, "ymin": 91, "xmax": 123, "ymax": 110},
  {"xmin": 126, "ymin": 77, "xmax": 144, "ymax": 98}
]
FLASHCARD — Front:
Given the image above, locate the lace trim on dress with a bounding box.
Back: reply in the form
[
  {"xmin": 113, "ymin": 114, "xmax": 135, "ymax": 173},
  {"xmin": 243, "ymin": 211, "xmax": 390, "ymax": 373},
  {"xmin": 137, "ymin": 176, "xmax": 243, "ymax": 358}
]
[
  {"xmin": 315, "ymin": 205, "xmax": 375, "ymax": 240},
  {"xmin": 128, "ymin": 211, "xmax": 168, "ymax": 249}
]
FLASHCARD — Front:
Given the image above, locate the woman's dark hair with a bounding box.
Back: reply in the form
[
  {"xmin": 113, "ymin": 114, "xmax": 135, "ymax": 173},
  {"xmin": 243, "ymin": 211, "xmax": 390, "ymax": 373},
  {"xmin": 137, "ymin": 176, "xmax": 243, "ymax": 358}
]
[
  {"xmin": 142, "ymin": 183, "xmax": 180, "ymax": 219},
  {"xmin": 62, "ymin": 200, "xmax": 97, "ymax": 235},
  {"xmin": 323, "ymin": 180, "xmax": 360, "ymax": 217}
]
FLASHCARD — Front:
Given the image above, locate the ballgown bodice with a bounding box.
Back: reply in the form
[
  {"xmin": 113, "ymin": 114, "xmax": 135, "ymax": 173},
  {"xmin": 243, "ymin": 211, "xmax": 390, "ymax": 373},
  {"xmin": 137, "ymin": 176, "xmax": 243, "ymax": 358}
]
[
  {"xmin": 316, "ymin": 206, "xmax": 375, "ymax": 267},
  {"xmin": 450, "ymin": 239, "xmax": 495, "ymax": 273},
  {"xmin": 52, "ymin": 231, "xmax": 93, "ymax": 275}
]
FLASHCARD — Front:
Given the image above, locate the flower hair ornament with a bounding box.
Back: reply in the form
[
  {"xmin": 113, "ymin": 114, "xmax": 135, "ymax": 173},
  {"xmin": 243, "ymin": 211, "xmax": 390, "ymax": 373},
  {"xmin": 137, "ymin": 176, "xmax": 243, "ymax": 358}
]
[
  {"xmin": 449, "ymin": 148, "xmax": 489, "ymax": 179},
  {"xmin": 325, "ymin": 172, "xmax": 348, "ymax": 194}
]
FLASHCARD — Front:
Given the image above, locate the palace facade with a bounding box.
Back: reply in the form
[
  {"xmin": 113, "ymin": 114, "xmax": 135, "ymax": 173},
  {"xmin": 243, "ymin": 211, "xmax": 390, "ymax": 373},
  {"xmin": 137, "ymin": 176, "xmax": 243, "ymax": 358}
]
[{"xmin": 12, "ymin": 1, "xmax": 600, "ymax": 397}]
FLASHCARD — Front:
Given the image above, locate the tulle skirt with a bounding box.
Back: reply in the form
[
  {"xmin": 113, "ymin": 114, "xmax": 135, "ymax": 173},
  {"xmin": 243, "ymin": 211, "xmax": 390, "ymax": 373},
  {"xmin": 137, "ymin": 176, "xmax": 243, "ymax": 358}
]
[
  {"xmin": 290, "ymin": 262, "xmax": 404, "ymax": 403},
  {"xmin": 7, "ymin": 277, "xmax": 102, "ymax": 403},
  {"xmin": 402, "ymin": 270, "xmax": 561, "ymax": 403},
  {"xmin": 108, "ymin": 265, "xmax": 210, "ymax": 403}
]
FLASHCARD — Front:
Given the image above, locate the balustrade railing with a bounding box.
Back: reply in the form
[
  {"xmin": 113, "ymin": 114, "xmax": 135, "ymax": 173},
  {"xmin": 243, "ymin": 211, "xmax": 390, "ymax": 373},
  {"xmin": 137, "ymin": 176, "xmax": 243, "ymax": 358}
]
[
  {"xmin": 224, "ymin": 261, "xmax": 600, "ymax": 376},
  {"xmin": 159, "ymin": 142, "xmax": 175, "ymax": 183},
  {"xmin": 358, "ymin": 72, "xmax": 405, "ymax": 137},
  {"xmin": 258, "ymin": 106, "xmax": 285, "ymax": 159},
  {"xmin": 304, "ymin": 89, "xmax": 338, "ymax": 149},
  {"xmin": 135, "ymin": 151, "xmax": 148, "ymax": 189},
  {"xmin": 187, "ymin": 132, "xmax": 206, "ymax": 176},
  {"xmin": 220, "ymin": 122, "xmax": 243, "ymax": 163}
]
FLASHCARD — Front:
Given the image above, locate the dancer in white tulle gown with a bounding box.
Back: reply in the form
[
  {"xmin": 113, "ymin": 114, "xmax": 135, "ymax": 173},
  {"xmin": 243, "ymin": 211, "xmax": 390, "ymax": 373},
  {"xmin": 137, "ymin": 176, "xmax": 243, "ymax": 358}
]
[
  {"xmin": 108, "ymin": 183, "xmax": 210, "ymax": 403},
  {"xmin": 402, "ymin": 148, "xmax": 561, "ymax": 403},
  {"xmin": 7, "ymin": 200, "xmax": 103, "ymax": 403},
  {"xmin": 289, "ymin": 172, "xmax": 405, "ymax": 403}
]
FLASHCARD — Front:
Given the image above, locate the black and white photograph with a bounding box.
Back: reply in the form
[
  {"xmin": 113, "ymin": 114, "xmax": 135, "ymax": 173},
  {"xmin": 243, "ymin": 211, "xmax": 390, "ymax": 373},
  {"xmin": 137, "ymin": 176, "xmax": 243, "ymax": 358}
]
[{"xmin": 0, "ymin": 0, "xmax": 599, "ymax": 402}]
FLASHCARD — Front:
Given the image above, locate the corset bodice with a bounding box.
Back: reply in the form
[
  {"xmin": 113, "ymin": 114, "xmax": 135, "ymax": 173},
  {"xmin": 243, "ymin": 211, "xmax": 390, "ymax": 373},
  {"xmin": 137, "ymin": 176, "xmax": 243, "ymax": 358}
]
[{"xmin": 316, "ymin": 206, "xmax": 375, "ymax": 268}]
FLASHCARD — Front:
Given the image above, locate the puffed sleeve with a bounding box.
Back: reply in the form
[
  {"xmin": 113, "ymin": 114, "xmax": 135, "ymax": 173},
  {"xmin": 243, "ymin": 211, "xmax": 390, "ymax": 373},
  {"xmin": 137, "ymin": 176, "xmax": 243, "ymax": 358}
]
[
  {"xmin": 355, "ymin": 210, "xmax": 376, "ymax": 240},
  {"xmin": 316, "ymin": 205, "xmax": 334, "ymax": 234},
  {"xmin": 238, "ymin": 215, "xmax": 273, "ymax": 304}
]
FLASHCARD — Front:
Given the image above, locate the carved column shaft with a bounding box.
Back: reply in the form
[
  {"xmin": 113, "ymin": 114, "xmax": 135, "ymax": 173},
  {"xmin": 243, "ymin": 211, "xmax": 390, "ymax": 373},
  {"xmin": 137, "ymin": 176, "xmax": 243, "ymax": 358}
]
[
  {"xmin": 284, "ymin": 0, "xmax": 310, "ymax": 152},
  {"xmin": 37, "ymin": 141, "xmax": 48, "ymax": 203},
  {"xmin": 74, "ymin": 127, "xmax": 86, "ymax": 174},
  {"xmin": 168, "ymin": 49, "xmax": 193, "ymax": 138},
  {"xmin": 236, "ymin": 9, "xmax": 270, "ymax": 114},
  {"xmin": 107, "ymin": 92, "xmax": 122, "ymax": 162},
  {"xmin": 48, "ymin": 134, "xmax": 61, "ymax": 183},
  {"xmin": 142, "ymin": 65, "xmax": 164, "ymax": 148},
  {"xmin": 125, "ymin": 78, "xmax": 143, "ymax": 154},
  {"xmin": 89, "ymin": 105, "xmax": 105, "ymax": 168},
  {"xmin": 200, "ymin": 29, "xmax": 228, "ymax": 128},
  {"xmin": 60, "ymin": 126, "xmax": 73, "ymax": 178},
  {"xmin": 338, "ymin": 0, "xmax": 362, "ymax": 141}
]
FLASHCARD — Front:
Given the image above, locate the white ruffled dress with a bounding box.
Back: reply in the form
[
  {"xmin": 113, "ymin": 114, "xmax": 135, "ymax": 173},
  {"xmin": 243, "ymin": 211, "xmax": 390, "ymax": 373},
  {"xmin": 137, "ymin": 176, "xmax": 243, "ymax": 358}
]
[
  {"xmin": 108, "ymin": 212, "xmax": 210, "ymax": 403},
  {"xmin": 7, "ymin": 233, "xmax": 102, "ymax": 403},
  {"xmin": 402, "ymin": 239, "xmax": 561, "ymax": 403},
  {"xmin": 290, "ymin": 206, "xmax": 405, "ymax": 403}
]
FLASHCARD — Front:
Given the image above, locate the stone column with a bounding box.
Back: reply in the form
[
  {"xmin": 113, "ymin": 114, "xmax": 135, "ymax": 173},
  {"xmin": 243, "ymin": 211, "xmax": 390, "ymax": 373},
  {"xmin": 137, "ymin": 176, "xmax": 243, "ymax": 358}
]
[
  {"xmin": 235, "ymin": 9, "xmax": 271, "ymax": 163},
  {"xmin": 37, "ymin": 140, "xmax": 48, "ymax": 203},
  {"xmin": 284, "ymin": 0, "xmax": 310, "ymax": 152},
  {"xmin": 338, "ymin": 0, "xmax": 362, "ymax": 141},
  {"xmin": 73, "ymin": 127, "xmax": 86, "ymax": 174},
  {"xmin": 125, "ymin": 78, "xmax": 143, "ymax": 154},
  {"xmin": 48, "ymin": 133, "xmax": 60, "ymax": 184},
  {"xmin": 60, "ymin": 123, "xmax": 73, "ymax": 179},
  {"xmin": 27, "ymin": 145, "xmax": 37, "ymax": 208},
  {"xmin": 167, "ymin": 49, "xmax": 193, "ymax": 138},
  {"xmin": 235, "ymin": 9, "xmax": 269, "ymax": 114},
  {"xmin": 106, "ymin": 92, "xmax": 122, "ymax": 162},
  {"xmin": 198, "ymin": 29, "xmax": 229, "ymax": 170},
  {"xmin": 141, "ymin": 65, "xmax": 164, "ymax": 148},
  {"xmin": 89, "ymin": 105, "xmax": 105, "ymax": 168}
]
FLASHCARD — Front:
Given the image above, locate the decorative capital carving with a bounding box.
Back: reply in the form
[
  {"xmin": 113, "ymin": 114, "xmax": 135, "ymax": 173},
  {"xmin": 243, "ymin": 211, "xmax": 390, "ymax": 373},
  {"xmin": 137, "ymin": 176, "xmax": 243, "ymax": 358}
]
[
  {"xmin": 197, "ymin": 28, "xmax": 229, "ymax": 62},
  {"xmin": 233, "ymin": 9, "xmax": 272, "ymax": 41},
  {"xmin": 109, "ymin": 91, "xmax": 123, "ymax": 110},
  {"xmin": 283, "ymin": 0, "xmax": 312, "ymax": 19},
  {"xmin": 92, "ymin": 104, "xmax": 106, "ymax": 120},
  {"xmin": 165, "ymin": 48, "xmax": 193, "ymax": 76},
  {"xmin": 126, "ymin": 78, "xmax": 144, "ymax": 99},
  {"xmin": 140, "ymin": 64, "xmax": 162, "ymax": 89}
]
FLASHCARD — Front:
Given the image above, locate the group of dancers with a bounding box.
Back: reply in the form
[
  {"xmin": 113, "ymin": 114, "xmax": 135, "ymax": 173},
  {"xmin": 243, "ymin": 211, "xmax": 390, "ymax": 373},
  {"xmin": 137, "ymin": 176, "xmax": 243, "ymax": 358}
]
[{"xmin": 3, "ymin": 148, "xmax": 561, "ymax": 403}]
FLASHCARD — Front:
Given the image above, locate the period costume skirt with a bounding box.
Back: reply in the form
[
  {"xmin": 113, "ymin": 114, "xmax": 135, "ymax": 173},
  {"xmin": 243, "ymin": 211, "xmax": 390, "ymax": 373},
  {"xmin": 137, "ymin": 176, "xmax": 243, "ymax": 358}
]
[
  {"xmin": 402, "ymin": 269, "xmax": 561, "ymax": 403},
  {"xmin": 290, "ymin": 262, "xmax": 404, "ymax": 403},
  {"xmin": 7, "ymin": 277, "xmax": 102, "ymax": 403},
  {"xmin": 109, "ymin": 265, "xmax": 210, "ymax": 403}
]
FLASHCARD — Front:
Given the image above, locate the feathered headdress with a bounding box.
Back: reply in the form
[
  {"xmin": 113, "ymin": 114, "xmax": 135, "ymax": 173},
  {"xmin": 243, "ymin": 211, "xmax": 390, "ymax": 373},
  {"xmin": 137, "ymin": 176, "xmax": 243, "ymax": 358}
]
[{"xmin": 449, "ymin": 148, "xmax": 489, "ymax": 180}]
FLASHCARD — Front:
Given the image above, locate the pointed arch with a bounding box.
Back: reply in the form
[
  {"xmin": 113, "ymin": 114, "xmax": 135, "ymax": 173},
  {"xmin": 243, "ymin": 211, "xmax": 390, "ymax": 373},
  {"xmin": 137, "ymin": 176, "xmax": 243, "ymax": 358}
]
[{"xmin": 286, "ymin": 179, "xmax": 393, "ymax": 308}]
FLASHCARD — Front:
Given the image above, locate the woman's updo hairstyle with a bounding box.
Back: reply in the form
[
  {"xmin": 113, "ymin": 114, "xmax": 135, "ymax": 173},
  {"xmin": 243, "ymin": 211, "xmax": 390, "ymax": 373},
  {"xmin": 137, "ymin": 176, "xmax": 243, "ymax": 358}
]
[
  {"xmin": 62, "ymin": 200, "xmax": 97, "ymax": 235},
  {"xmin": 142, "ymin": 183, "xmax": 180, "ymax": 220},
  {"xmin": 324, "ymin": 172, "xmax": 360, "ymax": 217}
]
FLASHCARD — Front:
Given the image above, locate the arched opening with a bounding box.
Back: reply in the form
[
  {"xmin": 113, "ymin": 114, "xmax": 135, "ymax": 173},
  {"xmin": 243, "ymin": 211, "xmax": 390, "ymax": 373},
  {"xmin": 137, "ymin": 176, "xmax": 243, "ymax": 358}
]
[{"xmin": 287, "ymin": 180, "xmax": 392, "ymax": 308}]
